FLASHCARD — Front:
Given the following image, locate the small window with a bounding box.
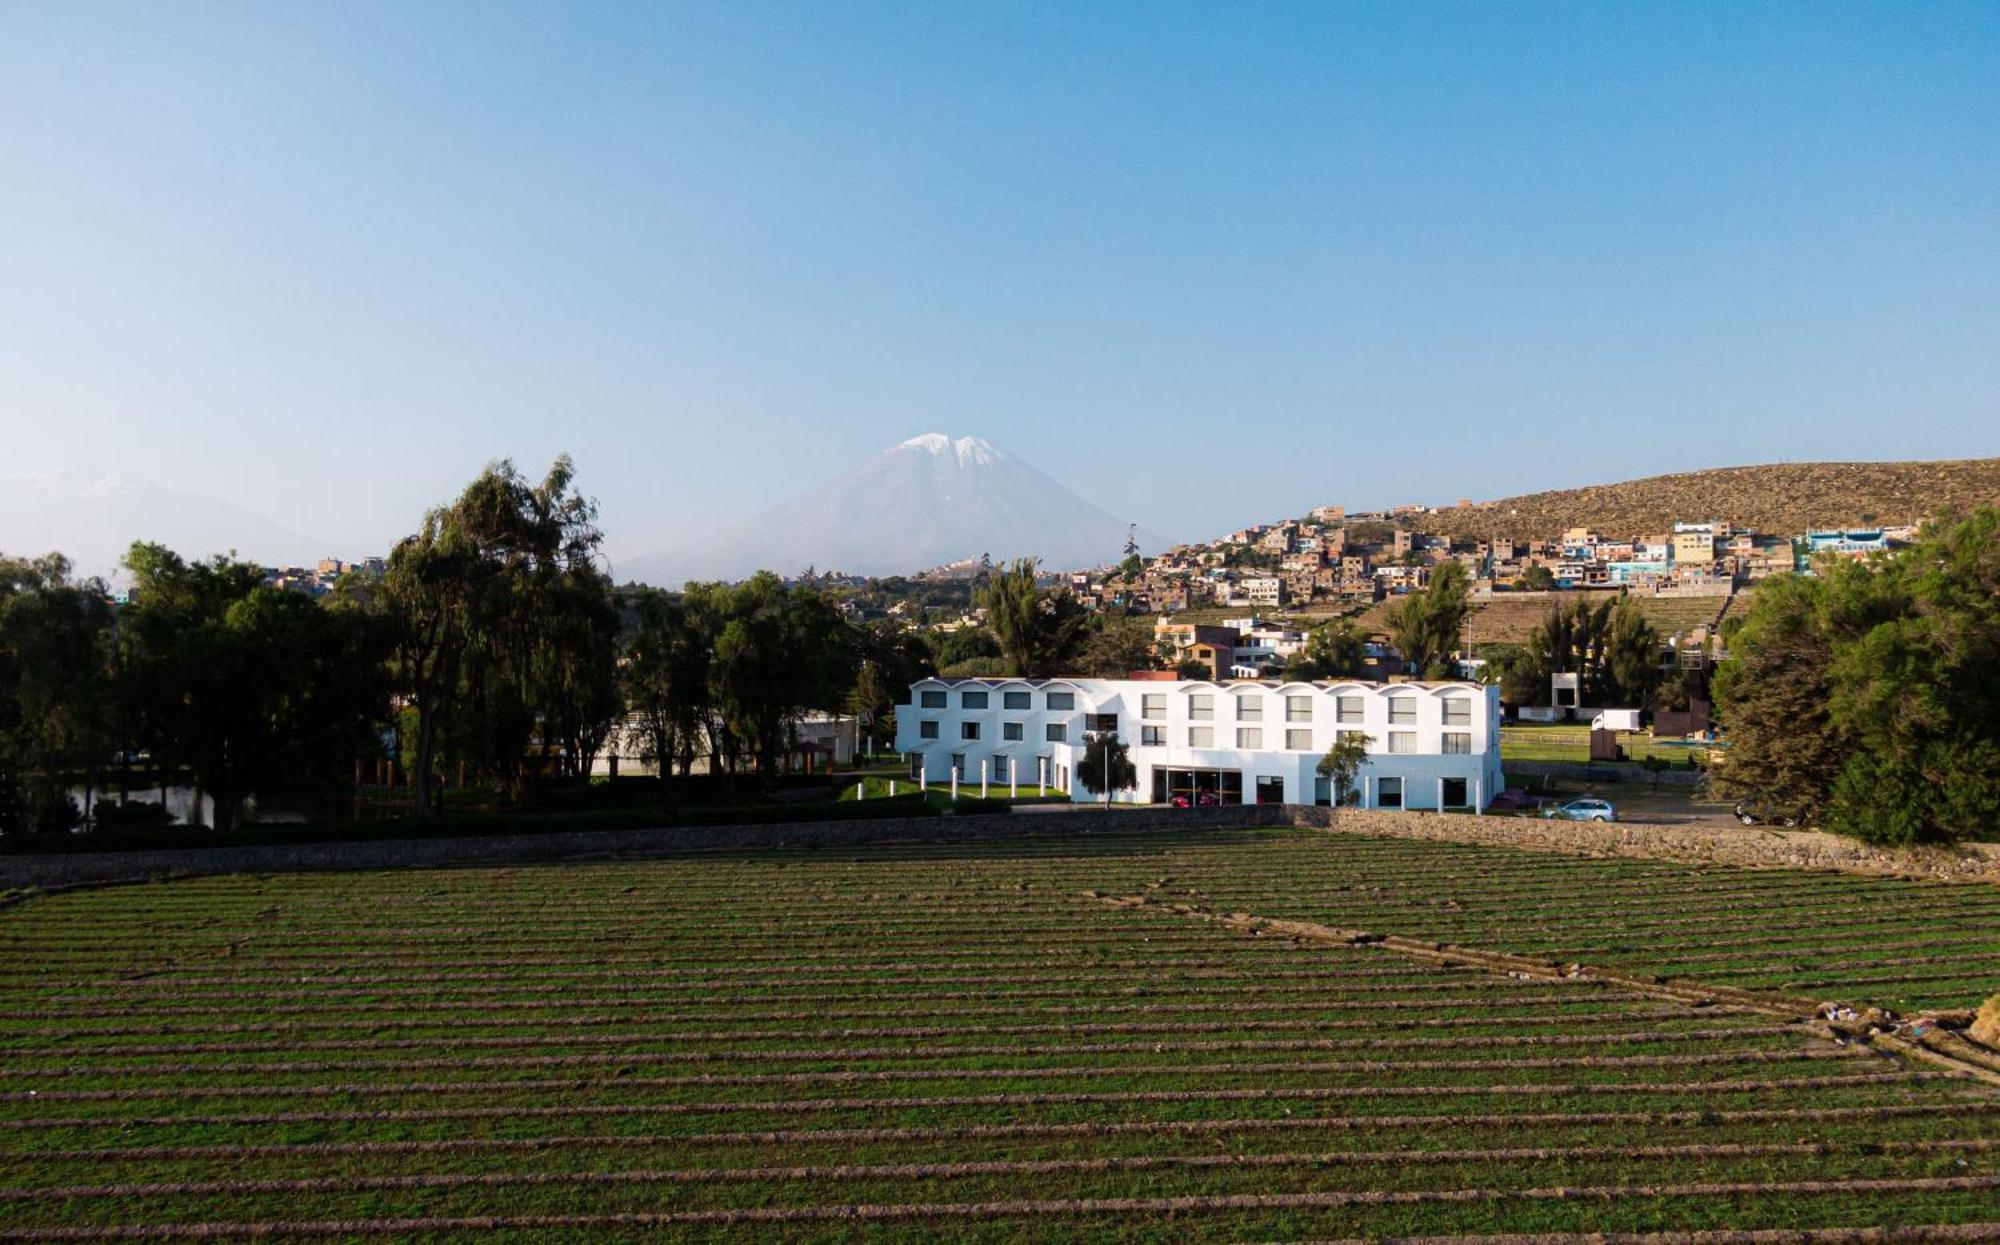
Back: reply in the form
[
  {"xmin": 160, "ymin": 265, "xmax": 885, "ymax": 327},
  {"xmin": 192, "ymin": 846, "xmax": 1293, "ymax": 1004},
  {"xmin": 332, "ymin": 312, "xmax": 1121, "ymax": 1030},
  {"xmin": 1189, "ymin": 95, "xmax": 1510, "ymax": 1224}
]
[
  {"xmin": 1188, "ymin": 726, "xmax": 1214, "ymax": 747},
  {"xmin": 1085, "ymin": 713, "xmax": 1119, "ymax": 734},
  {"xmin": 1188, "ymin": 693, "xmax": 1214, "ymax": 721},
  {"xmin": 1285, "ymin": 695, "xmax": 1313, "ymax": 723},
  {"xmin": 920, "ymin": 690, "xmax": 946, "ymax": 709},
  {"xmin": 1443, "ymin": 732, "xmax": 1471, "ymax": 754},
  {"xmin": 1045, "ymin": 723, "xmax": 1067, "ymax": 742},
  {"xmin": 1142, "ymin": 693, "xmax": 1167, "ymax": 719},
  {"xmin": 1236, "ymin": 695, "xmax": 1263, "ymax": 721},
  {"xmin": 1285, "ymin": 728, "xmax": 1312, "ymax": 751},
  {"xmin": 1378, "ymin": 775, "xmax": 1403, "ymax": 808},
  {"xmin": 1336, "ymin": 694, "xmax": 1364, "ymax": 724},
  {"xmin": 993, "ymin": 756, "xmax": 1011, "ymax": 782},
  {"xmin": 1141, "ymin": 725, "xmax": 1165, "ymax": 746},
  {"xmin": 1442, "ymin": 697, "xmax": 1472, "ymax": 726},
  {"xmin": 1046, "ymin": 691, "xmax": 1075, "ymax": 711},
  {"xmin": 951, "ymin": 753, "xmax": 966, "ymax": 778},
  {"xmin": 1388, "ymin": 697, "xmax": 1417, "ymax": 725},
  {"xmin": 961, "ymin": 722, "xmax": 981, "ymax": 740},
  {"xmin": 919, "ymin": 720, "xmax": 939, "ymax": 739},
  {"xmin": 1236, "ymin": 727, "xmax": 1263, "ymax": 749},
  {"xmin": 1388, "ymin": 731, "xmax": 1416, "ymax": 754},
  {"xmin": 961, "ymin": 689, "xmax": 988, "ymax": 710},
  {"xmin": 1003, "ymin": 690, "xmax": 1031, "ymax": 711},
  {"xmin": 1003, "ymin": 722, "xmax": 1024, "ymax": 741}
]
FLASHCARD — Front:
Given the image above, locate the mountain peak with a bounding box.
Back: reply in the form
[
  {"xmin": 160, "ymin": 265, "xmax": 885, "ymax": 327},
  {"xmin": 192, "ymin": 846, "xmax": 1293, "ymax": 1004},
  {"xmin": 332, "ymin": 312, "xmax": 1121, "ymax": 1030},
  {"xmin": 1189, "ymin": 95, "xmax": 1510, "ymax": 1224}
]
[
  {"xmin": 895, "ymin": 433, "xmax": 1000, "ymax": 468},
  {"xmin": 621, "ymin": 435, "xmax": 1162, "ymax": 584}
]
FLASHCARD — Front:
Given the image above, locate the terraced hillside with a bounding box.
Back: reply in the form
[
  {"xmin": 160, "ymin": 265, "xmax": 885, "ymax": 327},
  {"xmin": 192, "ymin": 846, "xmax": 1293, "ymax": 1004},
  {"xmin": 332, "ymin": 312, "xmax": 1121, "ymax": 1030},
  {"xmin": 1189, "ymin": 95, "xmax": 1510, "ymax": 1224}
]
[
  {"xmin": 1419, "ymin": 457, "xmax": 2000, "ymax": 542},
  {"xmin": 1355, "ymin": 588, "xmax": 1737, "ymax": 645},
  {"xmin": 1, "ymin": 828, "xmax": 1998, "ymax": 1242}
]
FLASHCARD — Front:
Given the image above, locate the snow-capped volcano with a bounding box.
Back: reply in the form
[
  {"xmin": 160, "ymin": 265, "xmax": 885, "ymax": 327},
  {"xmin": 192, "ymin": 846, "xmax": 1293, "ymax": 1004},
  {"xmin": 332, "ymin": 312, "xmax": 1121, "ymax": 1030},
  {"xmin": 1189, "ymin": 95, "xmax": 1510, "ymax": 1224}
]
[{"xmin": 619, "ymin": 434, "xmax": 1164, "ymax": 586}]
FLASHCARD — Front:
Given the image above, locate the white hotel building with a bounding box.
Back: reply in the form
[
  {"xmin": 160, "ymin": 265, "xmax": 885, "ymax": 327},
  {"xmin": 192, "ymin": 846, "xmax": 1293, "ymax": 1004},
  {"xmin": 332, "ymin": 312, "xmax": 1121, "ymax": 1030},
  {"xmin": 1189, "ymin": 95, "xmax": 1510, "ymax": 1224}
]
[{"xmin": 895, "ymin": 677, "xmax": 1504, "ymax": 810}]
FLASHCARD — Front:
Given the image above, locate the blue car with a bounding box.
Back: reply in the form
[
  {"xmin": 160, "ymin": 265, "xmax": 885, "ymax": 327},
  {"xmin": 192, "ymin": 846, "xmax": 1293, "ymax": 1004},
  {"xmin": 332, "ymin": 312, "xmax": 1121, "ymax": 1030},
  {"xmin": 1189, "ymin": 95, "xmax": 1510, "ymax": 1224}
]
[{"xmin": 1543, "ymin": 797, "xmax": 1617, "ymax": 823}]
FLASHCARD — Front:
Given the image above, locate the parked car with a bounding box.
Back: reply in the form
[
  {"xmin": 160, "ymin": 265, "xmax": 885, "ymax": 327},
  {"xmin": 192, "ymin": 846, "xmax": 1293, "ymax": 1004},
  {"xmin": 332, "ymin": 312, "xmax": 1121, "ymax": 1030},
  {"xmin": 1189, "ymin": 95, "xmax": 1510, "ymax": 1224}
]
[
  {"xmin": 1169, "ymin": 791, "xmax": 1221, "ymax": 808},
  {"xmin": 1733, "ymin": 802, "xmax": 1800, "ymax": 827},
  {"xmin": 1543, "ymin": 797, "xmax": 1617, "ymax": 823}
]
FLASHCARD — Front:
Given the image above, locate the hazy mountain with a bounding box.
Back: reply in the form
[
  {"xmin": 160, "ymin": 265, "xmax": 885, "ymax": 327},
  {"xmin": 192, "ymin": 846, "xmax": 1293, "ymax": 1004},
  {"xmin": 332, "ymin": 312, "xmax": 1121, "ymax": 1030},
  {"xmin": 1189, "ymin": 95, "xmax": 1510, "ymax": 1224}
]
[
  {"xmin": 0, "ymin": 471, "xmax": 329, "ymax": 580},
  {"xmin": 620, "ymin": 434, "xmax": 1165, "ymax": 585}
]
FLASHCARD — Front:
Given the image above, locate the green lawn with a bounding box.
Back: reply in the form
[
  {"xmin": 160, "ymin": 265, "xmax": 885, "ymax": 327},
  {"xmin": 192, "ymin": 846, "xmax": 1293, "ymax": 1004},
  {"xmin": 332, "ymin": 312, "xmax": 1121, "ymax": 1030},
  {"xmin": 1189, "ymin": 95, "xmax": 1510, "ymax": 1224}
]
[{"xmin": 1501, "ymin": 724, "xmax": 1714, "ymax": 766}]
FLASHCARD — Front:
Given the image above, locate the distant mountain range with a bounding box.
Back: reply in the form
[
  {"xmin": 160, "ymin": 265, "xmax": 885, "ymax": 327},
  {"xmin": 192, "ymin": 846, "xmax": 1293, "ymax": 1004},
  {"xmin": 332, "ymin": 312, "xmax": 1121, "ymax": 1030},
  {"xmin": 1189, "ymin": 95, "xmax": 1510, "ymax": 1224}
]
[
  {"xmin": 1416, "ymin": 458, "xmax": 2000, "ymax": 542},
  {"xmin": 618, "ymin": 434, "xmax": 1165, "ymax": 586},
  {"xmin": 0, "ymin": 471, "xmax": 327, "ymax": 581}
]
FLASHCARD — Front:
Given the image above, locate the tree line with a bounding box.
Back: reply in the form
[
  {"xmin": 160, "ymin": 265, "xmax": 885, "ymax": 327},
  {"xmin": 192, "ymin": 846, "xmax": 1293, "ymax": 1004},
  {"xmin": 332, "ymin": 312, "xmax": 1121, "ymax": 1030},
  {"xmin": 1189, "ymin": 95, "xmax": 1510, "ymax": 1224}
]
[{"xmin": 0, "ymin": 457, "xmax": 939, "ymax": 836}]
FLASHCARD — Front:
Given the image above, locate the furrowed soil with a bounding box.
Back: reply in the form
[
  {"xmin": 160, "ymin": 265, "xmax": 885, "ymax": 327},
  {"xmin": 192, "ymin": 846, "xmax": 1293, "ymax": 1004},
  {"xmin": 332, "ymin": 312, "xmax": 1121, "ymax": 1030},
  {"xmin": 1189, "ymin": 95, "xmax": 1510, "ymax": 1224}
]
[{"xmin": 2, "ymin": 826, "xmax": 1997, "ymax": 1242}]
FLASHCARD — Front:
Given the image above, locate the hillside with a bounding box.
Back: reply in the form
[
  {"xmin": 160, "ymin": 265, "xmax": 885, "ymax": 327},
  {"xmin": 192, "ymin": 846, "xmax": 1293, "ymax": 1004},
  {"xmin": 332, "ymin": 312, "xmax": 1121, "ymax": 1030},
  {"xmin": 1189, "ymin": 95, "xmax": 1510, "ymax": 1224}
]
[{"xmin": 1418, "ymin": 458, "xmax": 2000, "ymax": 540}]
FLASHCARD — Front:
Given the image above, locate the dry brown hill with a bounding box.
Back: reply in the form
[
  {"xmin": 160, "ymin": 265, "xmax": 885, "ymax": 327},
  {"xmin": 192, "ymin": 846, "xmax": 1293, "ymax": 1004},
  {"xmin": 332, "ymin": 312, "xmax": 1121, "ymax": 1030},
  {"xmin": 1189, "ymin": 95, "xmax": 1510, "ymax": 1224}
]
[{"xmin": 1419, "ymin": 458, "xmax": 2000, "ymax": 541}]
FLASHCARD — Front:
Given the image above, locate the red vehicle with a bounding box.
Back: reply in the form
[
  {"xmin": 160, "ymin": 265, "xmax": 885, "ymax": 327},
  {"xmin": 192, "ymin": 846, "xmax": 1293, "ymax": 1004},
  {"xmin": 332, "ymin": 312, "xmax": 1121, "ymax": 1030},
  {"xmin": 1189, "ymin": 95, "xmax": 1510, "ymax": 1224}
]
[{"xmin": 1170, "ymin": 791, "xmax": 1222, "ymax": 808}]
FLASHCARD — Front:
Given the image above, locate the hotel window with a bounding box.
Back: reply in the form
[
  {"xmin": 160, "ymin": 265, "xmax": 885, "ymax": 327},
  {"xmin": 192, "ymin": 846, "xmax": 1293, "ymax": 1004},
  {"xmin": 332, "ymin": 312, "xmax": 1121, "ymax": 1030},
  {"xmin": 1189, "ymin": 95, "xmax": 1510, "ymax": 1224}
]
[
  {"xmin": 920, "ymin": 690, "xmax": 946, "ymax": 709},
  {"xmin": 1188, "ymin": 694, "xmax": 1214, "ymax": 721},
  {"xmin": 1377, "ymin": 776, "xmax": 1403, "ymax": 808},
  {"xmin": 951, "ymin": 753, "xmax": 966, "ymax": 778},
  {"xmin": 1045, "ymin": 723, "xmax": 1067, "ymax": 743},
  {"xmin": 919, "ymin": 721, "xmax": 939, "ymax": 739},
  {"xmin": 1003, "ymin": 722, "xmax": 1023, "ymax": 741},
  {"xmin": 1236, "ymin": 695, "xmax": 1262, "ymax": 721},
  {"xmin": 1336, "ymin": 695, "xmax": 1363, "ymax": 724},
  {"xmin": 1442, "ymin": 697, "xmax": 1472, "ymax": 726},
  {"xmin": 992, "ymin": 756, "xmax": 1010, "ymax": 782},
  {"xmin": 1188, "ymin": 726, "xmax": 1214, "ymax": 748},
  {"xmin": 961, "ymin": 722, "xmax": 980, "ymax": 740},
  {"xmin": 1388, "ymin": 696, "xmax": 1417, "ymax": 725},
  {"xmin": 1285, "ymin": 729, "xmax": 1312, "ymax": 751},
  {"xmin": 1236, "ymin": 727, "xmax": 1263, "ymax": 749},
  {"xmin": 1141, "ymin": 725, "xmax": 1165, "ymax": 746},
  {"xmin": 1046, "ymin": 691, "xmax": 1075, "ymax": 711},
  {"xmin": 1085, "ymin": 713, "xmax": 1119, "ymax": 734},
  {"xmin": 1004, "ymin": 691, "xmax": 1031, "ymax": 711},
  {"xmin": 961, "ymin": 689, "xmax": 988, "ymax": 710},
  {"xmin": 1142, "ymin": 693, "xmax": 1167, "ymax": 719},
  {"xmin": 1388, "ymin": 731, "xmax": 1416, "ymax": 754},
  {"xmin": 1443, "ymin": 732, "xmax": 1471, "ymax": 754},
  {"xmin": 1285, "ymin": 695, "xmax": 1313, "ymax": 722}
]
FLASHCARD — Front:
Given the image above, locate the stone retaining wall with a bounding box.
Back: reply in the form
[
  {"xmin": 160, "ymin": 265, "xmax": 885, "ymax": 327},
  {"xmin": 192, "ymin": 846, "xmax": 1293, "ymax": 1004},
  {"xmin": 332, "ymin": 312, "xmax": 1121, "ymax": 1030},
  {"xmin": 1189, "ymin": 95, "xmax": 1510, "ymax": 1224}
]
[{"xmin": 1291, "ymin": 806, "xmax": 2000, "ymax": 884}]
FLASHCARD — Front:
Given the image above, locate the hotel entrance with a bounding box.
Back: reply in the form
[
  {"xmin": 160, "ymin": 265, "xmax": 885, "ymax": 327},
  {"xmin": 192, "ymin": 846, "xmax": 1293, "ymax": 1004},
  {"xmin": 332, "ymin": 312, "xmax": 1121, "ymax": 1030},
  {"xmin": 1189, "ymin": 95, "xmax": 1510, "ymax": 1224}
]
[{"xmin": 1150, "ymin": 767, "xmax": 1244, "ymax": 807}]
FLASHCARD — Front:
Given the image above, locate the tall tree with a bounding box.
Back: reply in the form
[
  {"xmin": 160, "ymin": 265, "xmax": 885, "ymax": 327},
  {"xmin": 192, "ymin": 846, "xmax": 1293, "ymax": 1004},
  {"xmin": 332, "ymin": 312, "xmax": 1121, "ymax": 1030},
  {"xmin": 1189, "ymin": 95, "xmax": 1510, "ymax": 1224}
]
[
  {"xmin": 977, "ymin": 558, "xmax": 1089, "ymax": 677},
  {"xmin": 1388, "ymin": 561, "xmax": 1472, "ymax": 679},
  {"xmin": 381, "ymin": 456, "xmax": 610, "ymax": 812},
  {"xmin": 1077, "ymin": 616, "xmax": 1157, "ymax": 677},
  {"xmin": 1708, "ymin": 574, "xmax": 1849, "ymax": 826},
  {"xmin": 1600, "ymin": 597, "xmax": 1664, "ymax": 707}
]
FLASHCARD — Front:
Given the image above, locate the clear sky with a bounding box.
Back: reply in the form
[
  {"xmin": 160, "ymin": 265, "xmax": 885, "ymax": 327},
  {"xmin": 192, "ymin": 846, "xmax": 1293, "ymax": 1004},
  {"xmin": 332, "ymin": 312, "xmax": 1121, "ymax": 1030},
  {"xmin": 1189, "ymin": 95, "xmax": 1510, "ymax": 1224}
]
[{"xmin": 3, "ymin": 1, "xmax": 1996, "ymax": 559}]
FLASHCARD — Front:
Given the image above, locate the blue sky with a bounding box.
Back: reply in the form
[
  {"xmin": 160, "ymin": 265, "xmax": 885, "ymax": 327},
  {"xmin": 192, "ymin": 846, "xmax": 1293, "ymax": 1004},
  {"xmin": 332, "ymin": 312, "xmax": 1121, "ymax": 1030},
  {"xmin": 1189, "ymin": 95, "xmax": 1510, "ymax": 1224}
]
[{"xmin": 2, "ymin": 1, "xmax": 1995, "ymax": 558}]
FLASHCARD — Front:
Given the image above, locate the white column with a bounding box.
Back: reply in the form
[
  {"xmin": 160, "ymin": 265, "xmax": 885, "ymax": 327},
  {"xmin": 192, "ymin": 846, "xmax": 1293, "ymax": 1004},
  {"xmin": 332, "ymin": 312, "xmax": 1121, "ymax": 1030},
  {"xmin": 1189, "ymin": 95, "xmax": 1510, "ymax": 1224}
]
[
  {"xmin": 855, "ymin": 781, "xmax": 864, "ymax": 801},
  {"xmin": 981, "ymin": 759, "xmax": 989, "ymax": 798},
  {"xmin": 1437, "ymin": 777, "xmax": 1445, "ymax": 814},
  {"xmin": 890, "ymin": 780, "xmax": 898, "ymax": 797},
  {"xmin": 1474, "ymin": 775, "xmax": 1482, "ymax": 815},
  {"xmin": 1010, "ymin": 767, "xmax": 1018, "ymax": 798},
  {"xmin": 919, "ymin": 767, "xmax": 927, "ymax": 793},
  {"xmin": 950, "ymin": 767, "xmax": 959, "ymax": 799}
]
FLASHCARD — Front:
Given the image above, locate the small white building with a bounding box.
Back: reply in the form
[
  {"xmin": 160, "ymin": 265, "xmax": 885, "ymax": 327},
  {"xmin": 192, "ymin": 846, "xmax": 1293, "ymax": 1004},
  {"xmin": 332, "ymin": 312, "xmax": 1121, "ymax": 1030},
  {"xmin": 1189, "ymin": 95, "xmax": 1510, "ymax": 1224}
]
[{"xmin": 894, "ymin": 676, "xmax": 1503, "ymax": 810}]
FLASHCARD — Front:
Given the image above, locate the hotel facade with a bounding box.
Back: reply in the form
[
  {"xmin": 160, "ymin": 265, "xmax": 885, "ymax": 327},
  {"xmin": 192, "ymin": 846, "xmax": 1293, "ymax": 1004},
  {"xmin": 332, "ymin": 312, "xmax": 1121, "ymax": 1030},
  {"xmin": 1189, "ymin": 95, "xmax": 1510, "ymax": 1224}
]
[{"xmin": 894, "ymin": 676, "xmax": 1504, "ymax": 810}]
